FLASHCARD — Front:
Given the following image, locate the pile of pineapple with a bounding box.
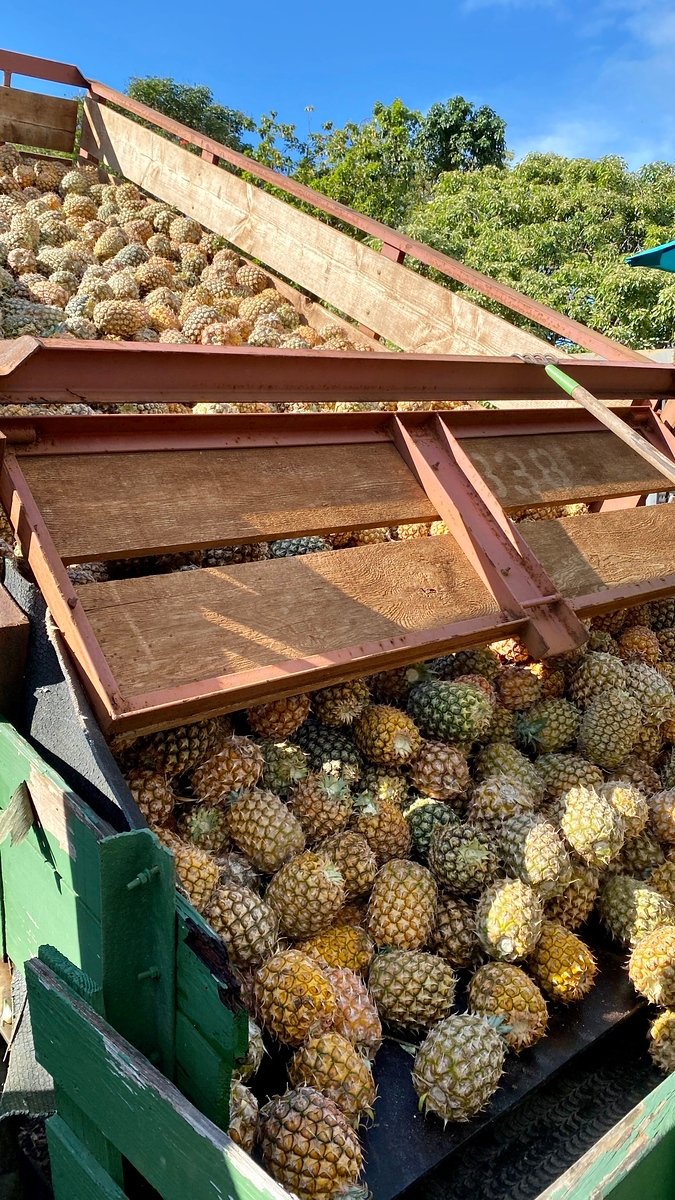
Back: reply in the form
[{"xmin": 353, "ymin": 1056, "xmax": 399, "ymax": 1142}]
[
  {"xmin": 112, "ymin": 599, "xmax": 675, "ymax": 1198},
  {"xmin": 0, "ymin": 145, "xmax": 370, "ymax": 355}
]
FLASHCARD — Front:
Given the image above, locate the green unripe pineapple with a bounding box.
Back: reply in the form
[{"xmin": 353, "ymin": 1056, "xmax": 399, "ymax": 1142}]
[
  {"xmin": 413, "ymin": 1014, "xmax": 505, "ymax": 1122},
  {"xmin": 598, "ymin": 874, "xmax": 674, "ymax": 947},
  {"xmin": 407, "ymin": 681, "xmax": 493, "ymax": 744}
]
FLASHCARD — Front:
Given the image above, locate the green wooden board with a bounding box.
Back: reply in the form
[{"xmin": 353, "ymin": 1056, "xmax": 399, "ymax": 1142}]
[
  {"xmin": 48, "ymin": 1117, "xmax": 128, "ymax": 1200},
  {"xmin": 27, "ymin": 957, "xmax": 289, "ymax": 1200}
]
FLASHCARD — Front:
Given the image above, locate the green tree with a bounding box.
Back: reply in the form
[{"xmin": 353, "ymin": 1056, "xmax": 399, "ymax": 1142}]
[
  {"xmin": 127, "ymin": 77, "xmax": 254, "ymax": 152},
  {"xmin": 415, "ymin": 98, "xmax": 507, "ymax": 176},
  {"xmin": 406, "ymin": 153, "xmax": 675, "ymax": 348}
]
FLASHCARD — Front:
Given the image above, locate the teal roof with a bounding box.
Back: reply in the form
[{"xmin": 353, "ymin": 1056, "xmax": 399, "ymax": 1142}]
[{"xmin": 626, "ymin": 240, "xmax": 675, "ymax": 272}]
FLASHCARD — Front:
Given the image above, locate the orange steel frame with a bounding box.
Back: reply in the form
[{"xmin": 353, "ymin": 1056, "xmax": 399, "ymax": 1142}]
[
  {"xmin": 2, "ymin": 405, "xmax": 675, "ymax": 735},
  {"xmin": 0, "ymin": 47, "xmax": 648, "ymax": 363}
]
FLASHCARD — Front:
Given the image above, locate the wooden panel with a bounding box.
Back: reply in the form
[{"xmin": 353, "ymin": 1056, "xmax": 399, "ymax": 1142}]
[
  {"xmin": 27, "ymin": 958, "xmax": 294, "ymax": 1200},
  {"xmin": 0, "ymin": 583, "xmax": 28, "ymax": 720},
  {"xmin": 78, "ymin": 536, "xmax": 500, "ymax": 696},
  {"xmin": 522, "ymin": 504, "xmax": 675, "ymax": 599},
  {"xmin": 82, "ymin": 100, "xmax": 550, "ymax": 357},
  {"xmin": 462, "ymin": 431, "xmax": 671, "ymax": 508},
  {"xmin": 20, "ymin": 443, "xmax": 437, "ymax": 561},
  {"xmin": 0, "ymin": 87, "xmax": 78, "ymax": 153}
]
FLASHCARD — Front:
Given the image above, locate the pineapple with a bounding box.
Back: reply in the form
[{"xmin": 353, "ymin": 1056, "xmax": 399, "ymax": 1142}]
[
  {"xmin": 265, "ymin": 851, "xmax": 345, "ymax": 937},
  {"xmin": 599, "ymin": 780, "xmax": 649, "ymax": 838},
  {"xmin": 569, "ymin": 652, "xmax": 627, "ymax": 707},
  {"xmin": 125, "ymin": 767, "xmax": 175, "ymax": 826},
  {"xmin": 216, "ymin": 849, "xmax": 260, "ymax": 892},
  {"xmin": 621, "ymin": 831, "xmax": 666, "ymax": 878},
  {"xmin": 226, "ymin": 789, "xmax": 305, "ymax": 873},
  {"xmin": 269, "ymin": 537, "xmax": 331, "ymax": 556},
  {"xmin": 497, "ymin": 666, "xmax": 543, "ymax": 711},
  {"xmin": 648, "ymin": 1009, "xmax": 675, "ymax": 1072},
  {"xmin": 297, "ymin": 924, "xmax": 375, "ymax": 975},
  {"xmin": 483, "ymin": 705, "xmax": 518, "ymax": 744},
  {"xmin": 408, "ymin": 740, "xmax": 470, "ymax": 800},
  {"xmin": 352, "ymin": 795, "xmax": 412, "ymax": 863},
  {"xmin": 317, "ymin": 831, "xmax": 377, "ymax": 897},
  {"xmin": 624, "ymin": 661, "xmax": 675, "ymax": 724},
  {"xmin": 612, "ymin": 755, "xmax": 662, "ymax": 795},
  {"xmin": 468, "ymin": 962, "xmax": 548, "ymax": 1051},
  {"xmin": 650, "ymin": 790, "xmax": 675, "ymax": 843},
  {"xmin": 405, "ymin": 796, "xmax": 460, "ymax": 859},
  {"xmin": 191, "ymin": 736, "xmax": 263, "ymax": 802},
  {"xmin": 648, "ymin": 860, "xmax": 675, "ymax": 906},
  {"xmin": 430, "ymin": 894, "xmax": 481, "ymax": 968},
  {"xmin": 628, "ymin": 925, "xmax": 675, "ymax": 1004},
  {"xmin": 546, "ymin": 856, "xmax": 600, "ymax": 930},
  {"xmin": 312, "ymin": 680, "xmax": 370, "ymax": 725},
  {"xmin": 536, "ymin": 753, "xmax": 604, "ymax": 799},
  {"xmin": 367, "ymin": 859, "xmax": 437, "ymax": 950},
  {"xmin": 293, "ymin": 721, "xmax": 364, "ymax": 784},
  {"xmin": 476, "ymin": 878, "xmax": 543, "ymax": 962},
  {"xmin": 559, "ymin": 784, "xmax": 625, "ymax": 868},
  {"xmin": 441, "ymin": 647, "xmax": 501, "ymax": 681},
  {"xmin": 658, "ymin": 628, "xmax": 675, "ymax": 662},
  {"xmin": 517, "ymin": 699, "xmax": 580, "ymax": 754},
  {"xmin": 428, "ymin": 822, "xmax": 498, "ymax": 894},
  {"xmin": 254, "ymin": 949, "xmax": 336, "ymax": 1045},
  {"xmin": 324, "ymin": 965, "xmax": 383, "ymax": 1059},
  {"xmin": 618, "ymin": 625, "xmax": 661, "ymax": 664},
  {"xmin": 368, "ymin": 949, "xmax": 457, "ymax": 1032},
  {"xmin": 124, "ymin": 717, "xmax": 228, "ymax": 776},
  {"xmin": 157, "ymin": 829, "xmax": 219, "ymax": 913},
  {"xmin": 259, "ymin": 1087, "xmax": 363, "ymax": 1199},
  {"xmin": 359, "ymin": 764, "xmax": 408, "ymax": 807},
  {"xmin": 413, "ymin": 1014, "xmax": 505, "ymax": 1122},
  {"xmin": 247, "ymin": 694, "xmax": 311, "ymax": 738},
  {"xmin": 288, "ymin": 1032, "xmax": 376, "ymax": 1125},
  {"xmin": 650, "ymin": 600, "xmax": 675, "ymax": 629},
  {"xmin": 498, "ymin": 813, "xmax": 571, "ymax": 899},
  {"xmin": 474, "ymin": 743, "xmax": 545, "ymax": 804},
  {"xmin": 528, "ymin": 920, "xmax": 597, "ymax": 1002},
  {"xmin": 229, "ymin": 1080, "xmax": 258, "ymax": 1153},
  {"xmin": 370, "ymin": 662, "xmax": 436, "ymax": 704},
  {"xmin": 353, "ymin": 704, "xmax": 421, "ymax": 765},
  {"xmin": 590, "ymin": 609, "xmax": 628, "ymax": 635},
  {"xmin": 467, "ymin": 777, "xmax": 538, "ymax": 828},
  {"xmin": 206, "ymin": 882, "xmax": 278, "ymax": 966},
  {"xmin": 578, "ymin": 688, "xmax": 642, "ymax": 768},
  {"xmin": 453, "ymin": 673, "xmax": 497, "ymax": 706},
  {"xmin": 233, "ymin": 1017, "xmax": 265, "ymax": 1082},
  {"xmin": 179, "ymin": 803, "xmax": 229, "ymax": 852},
  {"xmin": 408, "ymin": 680, "xmax": 493, "ymax": 743},
  {"xmin": 597, "ymin": 875, "xmax": 674, "ymax": 947},
  {"xmin": 289, "ymin": 772, "xmax": 352, "ymax": 842},
  {"xmin": 260, "ymin": 740, "xmax": 308, "ymax": 794}
]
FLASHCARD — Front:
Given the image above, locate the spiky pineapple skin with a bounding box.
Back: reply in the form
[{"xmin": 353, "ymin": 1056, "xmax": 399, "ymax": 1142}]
[
  {"xmin": 229, "ymin": 1080, "xmax": 259, "ymax": 1153},
  {"xmin": 297, "ymin": 923, "xmax": 375, "ymax": 975},
  {"xmin": 353, "ymin": 704, "xmax": 421, "ymax": 765},
  {"xmin": 247, "ymin": 694, "xmax": 311, "ymax": 738},
  {"xmin": 413, "ymin": 1014, "xmax": 505, "ymax": 1122},
  {"xmin": 468, "ymin": 962, "xmax": 548, "ymax": 1051},
  {"xmin": 649, "ymin": 1009, "xmax": 675, "ymax": 1072},
  {"xmin": 431, "ymin": 894, "xmax": 481, "ymax": 968},
  {"xmin": 578, "ymin": 688, "xmax": 641, "ymax": 769},
  {"xmin": 476, "ymin": 878, "xmax": 543, "ymax": 962},
  {"xmin": 528, "ymin": 920, "xmax": 597, "ymax": 1002},
  {"xmin": 206, "ymin": 882, "xmax": 278, "ymax": 966},
  {"xmin": 405, "ymin": 796, "xmax": 459, "ymax": 859},
  {"xmin": 367, "ymin": 859, "xmax": 437, "ymax": 950},
  {"xmin": 265, "ymin": 851, "xmax": 345, "ymax": 938},
  {"xmin": 409, "ymin": 740, "xmax": 470, "ymax": 800},
  {"xmin": 408, "ymin": 681, "xmax": 493, "ymax": 744},
  {"xmin": 368, "ymin": 949, "xmax": 456, "ymax": 1032},
  {"xmin": 289, "ymin": 772, "xmax": 352, "ymax": 842},
  {"xmin": 317, "ymin": 830, "xmax": 377, "ymax": 897},
  {"xmin": 498, "ymin": 813, "xmax": 571, "ymax": 899},
  {"xmin": 559, "ymin": 785, "xmax": 625, "ymax": 868},
  {"xmin": 429, "ymin": 822, "xmax": 498, "ymax": 894},
  {"xmin": 226, "ymin": 789, "xmax": 305, "ymax": 873},
  {"xmin": 192, "ymin": 736, "xmax": 263, "ymax": 802},
  {"xmin": 287, "ymin": 1032, "xmax": 376, "ymax": 1125},
  {"xmin": 598, "ymin": 875, "xmax": 674, "ymax": 947},
  {"xmin": 254, "ymin": 949, "xmax": 336, "ymax": 1045},
  {"xmin": 259, "ymin": 1087, "xmax": 363, "ymax": 1199},
  {"xmin": 125, "ymin": 767, "xmax": 175, "ymax": 826}
]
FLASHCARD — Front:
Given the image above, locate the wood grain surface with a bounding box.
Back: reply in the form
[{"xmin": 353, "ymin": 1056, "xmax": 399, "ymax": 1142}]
[{"xmin": 0, "ymin": 86, "xmax": 78, "ymax": 153}]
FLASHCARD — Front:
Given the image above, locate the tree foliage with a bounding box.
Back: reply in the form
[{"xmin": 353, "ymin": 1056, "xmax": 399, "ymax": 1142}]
[
  {"xmin": 127, "ymin": 77, "xmax": 255, "ymax": 153},
  {"xmin": 406, "ymin": 154, "xmax": 675, "ymax": 348}
]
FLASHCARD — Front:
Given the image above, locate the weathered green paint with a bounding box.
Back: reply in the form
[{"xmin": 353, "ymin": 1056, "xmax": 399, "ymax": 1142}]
[
  {"xmin": 47, "ymin": 1117, "xmax": 128, "ymax": 1200},
  {"xmin": 536, "ymin": 1070, "xmax": 675, "ymax": 1199},
  {"xmin": 100, "ymin": 831, "xmax": 176, "ymax": 1076},
  {"xmin": 27, "ymin": 958, "xmax": 291, "ymax": 1200},
  {"xmin": 174, "ymin": 895, "xmax": 248, "ymax": 1129}
]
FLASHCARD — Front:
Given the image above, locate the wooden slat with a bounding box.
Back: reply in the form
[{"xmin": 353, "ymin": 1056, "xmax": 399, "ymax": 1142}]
[
  {"xmin": 81, "ymin": 99, "xmax": 550, "ymax": 358},
  {"xmin": 522, "ymin": 504, "xmax": 675, "ymax": 600},
  {"xmin": 462, "ymin": 431, "xmax": 671, "ymax": 509},
  {"xmin": 20, "ymin": 443, "xmax": 437, "ymax": 561},
  {"xmin": 27, "ymin": 958, "xmax": 293, "ymax": 1200},
  {"xmin": 77, "ymin": 536, "xmax": 500, "ymax": 696},
  {"xmin": 0, "ymin": 583, "xmax": 28, "ymax": 720},
  {"xmin": 0, "ymin": 86, "xmax": 78, "ymax": 153}
]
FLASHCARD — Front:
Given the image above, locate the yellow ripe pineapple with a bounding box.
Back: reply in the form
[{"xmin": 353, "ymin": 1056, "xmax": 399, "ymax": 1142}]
[
  {"xmin": 350, "ymin": 526, "xmax": 391, "ymax": 545},
  {"xmin": 192, "ymin": 736, "xmax": 263, "ymax": 802},
  {"xmin": 288, "ymin": 1032, "xmax": 376, "ymax": 1126},
  {"xmin": 409, "ymin": 740, "xmax": 470, "ymax": 800},
  {"xmin": 157, "ymin": 829, "xmax": 219, "ymax": 913},
  {"xmin": 259, "ymin": 1086, "xmax": 363, "ymax": 1198},
  {"xmin": 468, "ymin": 962, "xmax": 548, "ymax": 1051},
  {"xmin": 396, "ymin": 522, "xmax": 432, "ymax": 539},
  {"xmin": 317, "ymin": 831, "xmax": 378, "ymax": 898},
  {"xmin": 367, "ymin": 859, "xmax": 437, "ymax": 950},
  {"xmin": 497, "ymin": 665, "xmax": 543, "ymax": 711},
  {"xmin": 297, "ymin": 923, "xmax": 375, "ymax": 975},
  {"xmin": 628, "ymin": 924, "xmax": 675, "ymax": 1005},
  {"xmin": 476, "ymin": 878, "xmax": 543, "ymax": 962},
  {"xmin": 93, "ymin": 299, "xmax": 147, "ymax": 337},
  {"xmin": 265, "ymin": 850, "xmax": 345, "ymax": 938},
  {"xmin": 122, "ymin": 717, "xmax": 230, "ymax": 777},
  {"xmin": 412, "ymin": 1013, "xmax": 505, "ymax": 1123},
  {"xmin": 353, "ymin": 704, "xmax": 421, "ymax": 765},
  {"xmin": 226, "ymin": 789, "xmax": 305, "ymax": 873},
  {"xmin": 618, "ymin": 625, "xmax": 661, "ymax": 665},
  {"xmin": 312, "ymin": 680, "xmax": 371, "ymax": 726},
  {"xmin": 352, "ymin": 796, "xmax": 412, "ymax": 863},
  {"xmin": 289, "ymin": 771, "xmax": 352, "ymax": 843},
  {"xmin": 205, "ymin": 882, "xmax": 278, "ymax": 966},
  {"xmin": 254, "ymin": 948, "xmax": 336, "ymax": 1045},
  {"xmin": 247, "ymin": 694, "xmax": 311, "ymax": 738},
  {"xmin": 229, "ymin": 1080, "xmax": 259, "ymax": 1154},
  {"xmin": 528, "ymin": 920, "xmax": 597, "ymax": 1002},
  {"xmin": 124, "ymin": 767, "xmax": 175, "ymax": 827},
  {"xmin": 546, "ymin": 856, "xmax": 599, "ymax": 930},
  {"xmin": 368, "ymin": 949, "xmax": 457, "ymax": 1033},
  {"xmin": 325, "ymin": 965, "xmax": 382, "ymax": 1058}
]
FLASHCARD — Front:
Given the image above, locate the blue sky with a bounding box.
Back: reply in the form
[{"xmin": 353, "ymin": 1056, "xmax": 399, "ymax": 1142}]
[{"xmin": 3, "ymin": 0, "xmax": 672, "ymax": 167}]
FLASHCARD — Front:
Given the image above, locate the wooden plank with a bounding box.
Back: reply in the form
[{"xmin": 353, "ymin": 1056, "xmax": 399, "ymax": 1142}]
[
  {"xmin": 536, "ymin": 1071, "xmax": 675, "ymax": 1200},
  {"xmin": 0, "ymin": 87, "xmax": 78, "ymax": 153},
  {"xmin": 47, "ymin": 1118, "xmax": 128, "ymax": 1200},
  {"xmin": 0, "ymin": 718, "xmax": 109, "ymax": 982},
  {"xmin": 26, "ymin": 958, "xmax": 293, "ymax": 1200},
  {"xmin": 462, "ymin": 431, "xmax": 671, "ymax": 509},
  {"xmin": 19, "ymin": 443, "xmax": 437, "ymax": 562},
  {"xmin": 522, "ymin": 504, "xmax": 675, "ymax": 601},
  {"xmin": 0, "ymin": 584, "xmax": 28, "ymax": 721},
  {"xmin": 77, "ymin": 536, "xmax": 500, "ymax": 696},
  {"xmin": 82, "ymin": 100, "xmax": 550, "ymax": 358}
]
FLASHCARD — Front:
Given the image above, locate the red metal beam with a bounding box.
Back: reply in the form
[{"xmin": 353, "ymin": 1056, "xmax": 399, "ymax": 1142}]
[
  {"xmin": 1, "ymin": 340, "xmax": 674, "ymax": 405},
  {"xmin": 0, "ymin": 49, "xmax": 87, "ymax": 89}
]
